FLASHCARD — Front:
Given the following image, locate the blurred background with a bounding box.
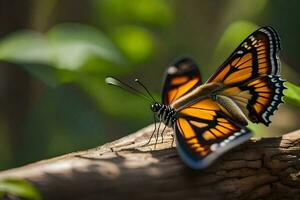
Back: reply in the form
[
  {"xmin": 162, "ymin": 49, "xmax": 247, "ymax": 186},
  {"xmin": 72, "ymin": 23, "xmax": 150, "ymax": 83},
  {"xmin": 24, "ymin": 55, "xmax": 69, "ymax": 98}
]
[{"xmin": 0, "ymin": 0, "xmax": 299, "ymax": 171}]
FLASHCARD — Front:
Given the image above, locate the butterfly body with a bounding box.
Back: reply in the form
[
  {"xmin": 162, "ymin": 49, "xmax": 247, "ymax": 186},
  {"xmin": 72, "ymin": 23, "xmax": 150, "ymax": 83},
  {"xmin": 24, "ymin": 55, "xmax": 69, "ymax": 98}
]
[
  {"xmin": 170, "ymin": 82, "xmax": 224, "ymax": 110},
  {"xmin": 152, "ymin": 81, "xmax": 250, "ymax": 127},
  {"xmin": 151, "ymin": 103, "xmax": 177, "ymax": 127},
  {"xmin": 151, "ymin": 81, "xmax": 227, "ymax": 128}
]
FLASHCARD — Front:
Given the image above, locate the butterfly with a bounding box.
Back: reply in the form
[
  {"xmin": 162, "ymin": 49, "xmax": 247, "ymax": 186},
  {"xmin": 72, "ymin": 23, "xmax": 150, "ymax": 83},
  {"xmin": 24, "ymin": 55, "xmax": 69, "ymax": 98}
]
[{"xmin": 106, "ymin": 26, "xmax": 286, "ymax": 169}]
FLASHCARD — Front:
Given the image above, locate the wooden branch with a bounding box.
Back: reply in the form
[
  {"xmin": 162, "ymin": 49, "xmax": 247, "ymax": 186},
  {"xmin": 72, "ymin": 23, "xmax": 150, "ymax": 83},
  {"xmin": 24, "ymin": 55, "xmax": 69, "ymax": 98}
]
[{"xmin": 0, "ymin": 125, "xmax": 300, "ymax": 200}]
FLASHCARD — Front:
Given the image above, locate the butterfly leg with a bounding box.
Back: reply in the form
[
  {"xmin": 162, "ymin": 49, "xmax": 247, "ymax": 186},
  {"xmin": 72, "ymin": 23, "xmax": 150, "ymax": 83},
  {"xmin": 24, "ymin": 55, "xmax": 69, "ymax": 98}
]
[
  {"xmin": 159, "ymin": 124, "xmax": 167, "ymax": 143},
  {"xmin": 154, "ymin": 122, "xmax": 162, "ymax": 149},
  {"xmin": 160, "ymin": 130, "xmax": 164, "ymax": 143},
  {"xmin": 160, "ymin": 113, "xmax": 171, "ymax": 143},
  {"xmin": 142, "ymin": 114, "xmax": 157, "ymax": 146},
  {"xmin": 171, "ymin": 134, "xmax": 175, "ymax": 147}
]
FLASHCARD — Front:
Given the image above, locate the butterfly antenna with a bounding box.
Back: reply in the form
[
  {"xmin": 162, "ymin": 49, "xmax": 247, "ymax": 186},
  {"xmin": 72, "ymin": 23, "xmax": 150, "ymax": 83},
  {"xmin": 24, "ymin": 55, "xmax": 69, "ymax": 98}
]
[
  {"xmin": 105, "ymin": 76, "xmax": 153, "ymax": 103},
  {"xmin": 134, "ymin": 78, "xmax": 156, "ymax": 102}
]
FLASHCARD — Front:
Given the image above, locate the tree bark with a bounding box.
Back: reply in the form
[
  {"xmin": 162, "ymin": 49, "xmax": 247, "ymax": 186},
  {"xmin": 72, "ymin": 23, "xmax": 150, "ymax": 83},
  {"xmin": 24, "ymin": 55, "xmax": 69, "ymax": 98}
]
[{"xmin": 0, "ymin": 125, "xmax": 299, "ymax": 200}]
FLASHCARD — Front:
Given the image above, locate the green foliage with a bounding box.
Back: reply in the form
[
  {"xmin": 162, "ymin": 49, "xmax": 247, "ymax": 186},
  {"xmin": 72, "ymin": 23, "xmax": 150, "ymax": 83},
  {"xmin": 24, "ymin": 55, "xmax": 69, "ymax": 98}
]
[
  {"xmin": 0, "ymin": 20, "xmax": 159, "ymax": 121},
  {"xmin": 0, "ymin": 30, "xmax": 51, "ymax": 64},
  {"xmin": 46, "ymin": 24, "xmax": 124, "ymax": 71},
  {"xmin": 0, "ymin": 24, "xmax": 124, "ymax": 69},
  {"xmin": 94, "ymin": 0, "xmax": 173, "ymax": 27},
  {"xmin": 0, "ymin": 19, "xmax": 159, "ymax": 167},
  {"xmin": 0, "ymin": 178, "xmax": 42, "ymax": 200},
  {"xmin": 284, "ymin": 82, "xmax": 300, "ymax": 106},
  {"xmin": 0, "ymin": 23, "xmax": 126, "ymax": 86},
  {"xmin": 112, "ymin": 25, "xmax": 154, "ymax": 63}
]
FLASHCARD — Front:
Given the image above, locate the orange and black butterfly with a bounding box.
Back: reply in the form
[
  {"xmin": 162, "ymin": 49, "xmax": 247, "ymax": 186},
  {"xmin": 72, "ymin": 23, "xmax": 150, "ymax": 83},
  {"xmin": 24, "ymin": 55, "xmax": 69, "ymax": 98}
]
[{"xmin": 106, "ymin": 26, "xmax": 286, "ymax": 169}]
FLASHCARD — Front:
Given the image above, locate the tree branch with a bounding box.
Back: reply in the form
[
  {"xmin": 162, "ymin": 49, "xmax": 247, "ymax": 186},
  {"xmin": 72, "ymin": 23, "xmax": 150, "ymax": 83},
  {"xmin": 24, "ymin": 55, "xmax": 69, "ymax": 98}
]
[{"xmin": 0, "ymin": 125, "xmax": 299, "ymax": 200}]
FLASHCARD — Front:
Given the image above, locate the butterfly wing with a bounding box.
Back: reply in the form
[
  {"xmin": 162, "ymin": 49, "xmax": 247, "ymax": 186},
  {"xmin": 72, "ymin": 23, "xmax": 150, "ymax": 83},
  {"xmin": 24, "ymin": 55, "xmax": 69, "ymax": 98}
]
[
  {"xmin": 207, "ymin": 26, "xmax": 281, "ymax": 85},
  {"xmin": 162, "ymin": 57, "xmax": 202, "ymax": 105},
  {"xmin": 221, "ymin": 75, "xmax": 285, "ymax": 126},
  {"xmin": 175, "ymin": 98, "xmax": 252, "ymax": 169},
  {"xmin": 207, "ymin": 26, "xmax": 285, "ymax": 126}
]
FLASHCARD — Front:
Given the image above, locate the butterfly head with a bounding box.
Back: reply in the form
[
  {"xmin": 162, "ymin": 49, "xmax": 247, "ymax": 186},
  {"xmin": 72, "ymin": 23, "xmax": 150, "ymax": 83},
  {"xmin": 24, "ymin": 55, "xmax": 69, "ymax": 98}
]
[{"xmin": 150, "ymin": 102, "xmax": 162, "ymax": 113}]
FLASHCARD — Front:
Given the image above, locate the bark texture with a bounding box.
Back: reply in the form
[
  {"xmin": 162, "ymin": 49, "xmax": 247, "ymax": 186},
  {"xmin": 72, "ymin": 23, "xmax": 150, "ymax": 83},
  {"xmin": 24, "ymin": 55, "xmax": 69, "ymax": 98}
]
[{"xmin": 0, "ymin": 125, "xmax": 299, "ymax": 200}]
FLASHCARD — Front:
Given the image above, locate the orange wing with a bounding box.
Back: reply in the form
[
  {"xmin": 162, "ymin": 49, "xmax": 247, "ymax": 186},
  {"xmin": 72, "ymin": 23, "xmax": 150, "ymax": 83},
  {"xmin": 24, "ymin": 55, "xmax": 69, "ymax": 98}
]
[
  {"xmin": 162, "ymin": 57, "xmax": 202, "ymax": 105},
  {"xmin": 221, "ymin": 75, "xmax": 285, "ymax": 126},
  {"xmin": 207, "ymin": 26, "xmax": 285, "ymax": 126},
  {"xmin": 207, "ymin": 26, "xmax": 280, "ymax": 86},
  {"xmin": 175, "ymin": 98, "xmax": 252, "ymax": 169}
]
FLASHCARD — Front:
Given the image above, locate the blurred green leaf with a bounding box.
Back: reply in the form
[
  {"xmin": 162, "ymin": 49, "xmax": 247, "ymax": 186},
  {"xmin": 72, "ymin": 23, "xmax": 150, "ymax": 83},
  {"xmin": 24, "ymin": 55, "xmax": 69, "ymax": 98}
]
[
  {"xmin": 131, "ymin": 0, "xmax": 173, "ymax": 26},
  {"xmin": 0, "ymin": 23, "xmax": 127, "ymax": 86},
  {"xmin": 0, "ymin": 178, "xmax": 42, "ymax": 200},
  {"xmin": 95, "ymin": 0, "xmax": 173, "ymax": 27},
  {"xmin": 112, "ymin": 25, "xmax": 154, "ymax": 63},
  {"xmin": 0, "ymin": 30, "xmax": 51, "ymax": 64},
  {"xmin": 247, "ymin": 123, "xmax": 264, "ymax": 137},
  {"xmin": 47, "ymin": 24, "xmax": 124, "ymax": 70},
  {"xmin": 284, "ymin": 81, "xmax": 300, "ymax": 106}
]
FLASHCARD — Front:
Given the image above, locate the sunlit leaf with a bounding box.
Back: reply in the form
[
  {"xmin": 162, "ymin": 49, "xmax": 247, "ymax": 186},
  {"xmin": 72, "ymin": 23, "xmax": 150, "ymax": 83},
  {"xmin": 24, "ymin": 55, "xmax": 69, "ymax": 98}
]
[
  {"xmin": 247, "ymin": 122, "xmax": 268, "ymax": 137},
  {"xmin": 47, "ymin": 23, "xmax": 124, "ymax": 70},
  {"xmin": 133, "ymin": 0, "xmax": 173, "ymax": 25},
  {"xmin": 0, "ymin": 23, "xmax": 127, "ymax": 86},
  {"xmin": 95, "ymin": 0, "xmax": 173, "ymax": 27},
  {"xmin": 0, "ymin": 30, "xmax": 51, "ymax": 64},
  {"xmin": 284, "ymin": 81, "xmax": 300, "ymax": 106},
  {"xmin": 112, "ymin": 25, "xmax": 154, "ymax": 63},
  {"xmin": 0, "ymin": 178, "xmax": 42, "ymax": 200}
]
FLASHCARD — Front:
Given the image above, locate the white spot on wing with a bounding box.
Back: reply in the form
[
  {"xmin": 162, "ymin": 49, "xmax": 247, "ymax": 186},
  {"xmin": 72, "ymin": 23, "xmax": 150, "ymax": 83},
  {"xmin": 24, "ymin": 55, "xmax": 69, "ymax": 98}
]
[
  {"xmin": 210, "ymin": 144, "xmax": 219, "ymax": 151},
  {"xmin": 228, "ymin": 135, "xmax": 235, "ymax": 140},
  {"xmin": 167, "ymin": 66, "xmax": 177, "ymax": 74},
  {"xmin": 234, "ymin": 132, "xmax": 241, "ymax": 136},
  {"xmin": 262, "ymin": 112, "xmax": 268, "ymax": 121}
]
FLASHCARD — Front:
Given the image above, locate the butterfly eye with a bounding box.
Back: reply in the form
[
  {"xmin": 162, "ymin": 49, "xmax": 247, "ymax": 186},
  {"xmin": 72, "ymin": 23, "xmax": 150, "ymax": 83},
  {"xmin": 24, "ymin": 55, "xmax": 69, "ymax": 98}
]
[
  {"xmin": 150, "ymin": 103, "xmax": 161, "ymax": 112},
  {"xmin": 150, "ymin": 104, "xmax": 158, "ymax": 112}
]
